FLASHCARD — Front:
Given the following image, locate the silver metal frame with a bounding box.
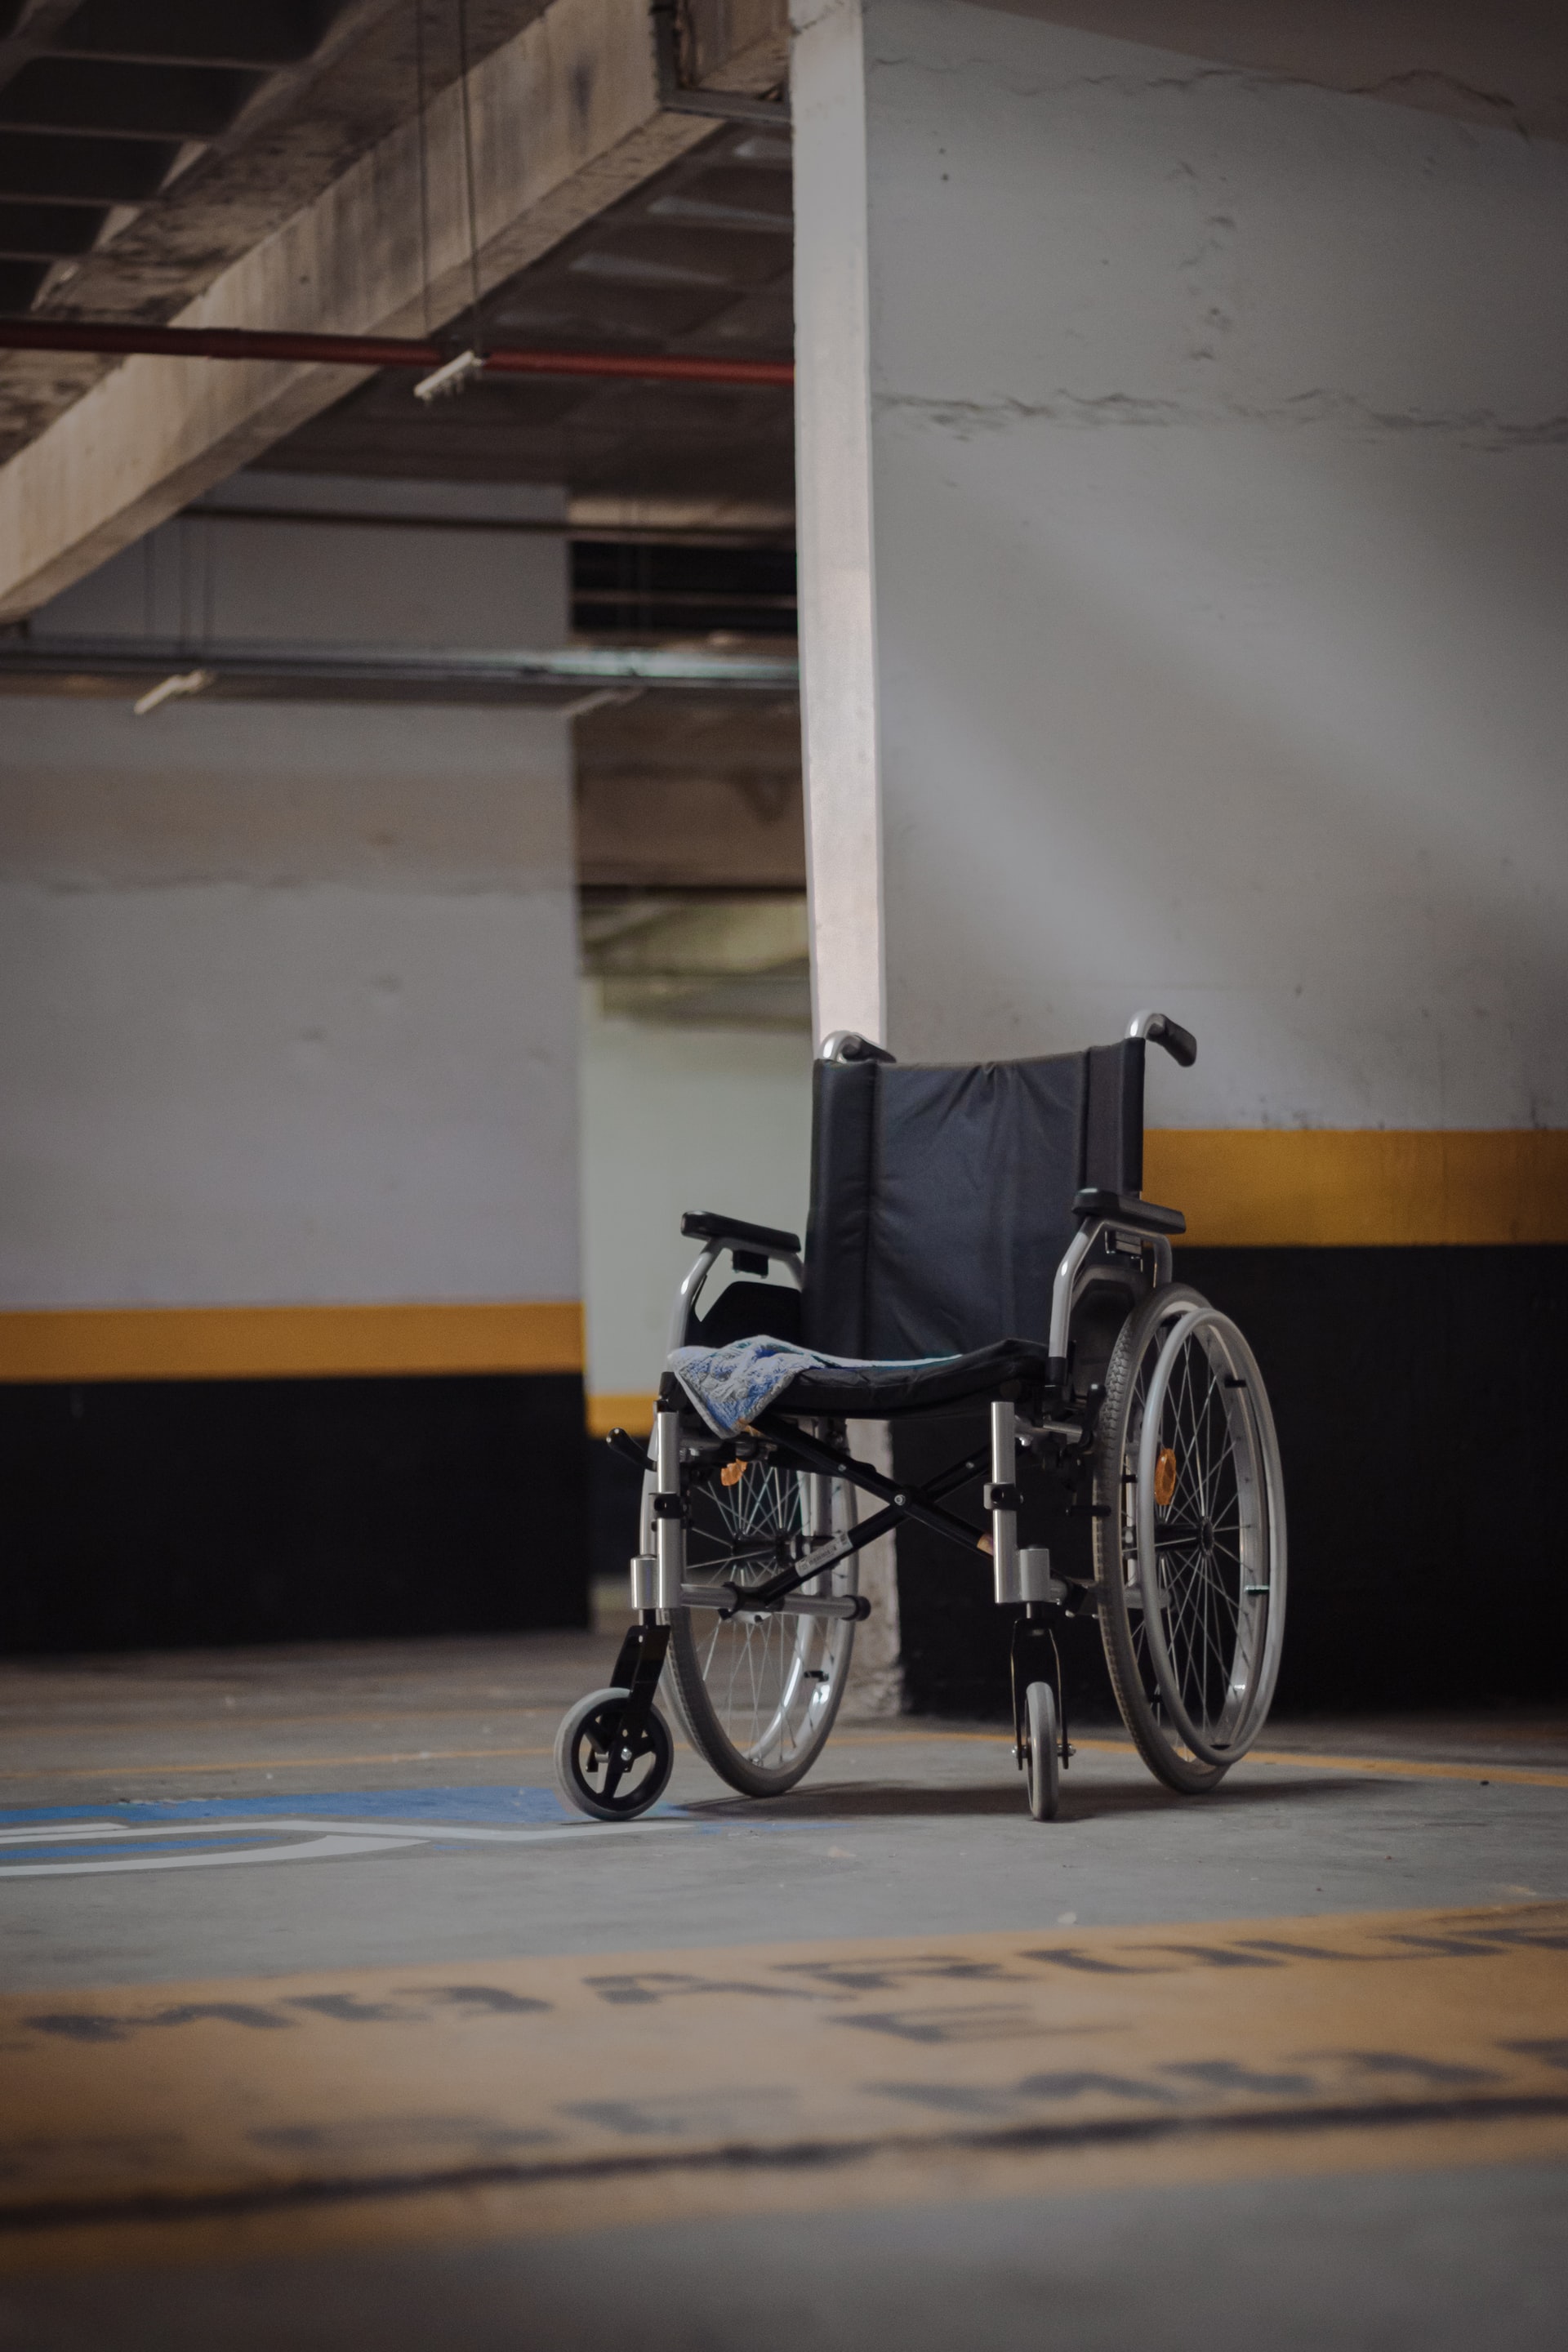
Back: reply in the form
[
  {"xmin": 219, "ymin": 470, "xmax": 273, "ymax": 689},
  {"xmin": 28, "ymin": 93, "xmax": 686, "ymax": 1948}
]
[
  {"xmin": 637, "ymin": 1227, "xmax": 808, "ymax": 1615},
  {"xmin": 653, "ymin": 1401, "xmax": 685, "ymax": 1612},
  {"xmin": 1049, "ymin": 1218, "xmax": 1174, "ymax": 1359},
  {"xmin": 667, "ymin": 1232, "xmax": 804, "ymax": 1360}
]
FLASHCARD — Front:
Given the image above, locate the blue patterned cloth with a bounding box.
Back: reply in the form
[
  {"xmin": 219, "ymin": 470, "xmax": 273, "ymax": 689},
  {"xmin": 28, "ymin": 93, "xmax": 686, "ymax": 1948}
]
[{"xmin": 670, "ymin": 1335, "xmax": 956, "ymax": 1437}]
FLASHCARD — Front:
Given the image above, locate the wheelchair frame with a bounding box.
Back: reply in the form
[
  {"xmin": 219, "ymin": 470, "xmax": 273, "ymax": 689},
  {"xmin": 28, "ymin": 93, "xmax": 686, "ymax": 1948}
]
[{"xmin": 560, "ymin": 1011, "xmax": 1283, "ymax": 1822}]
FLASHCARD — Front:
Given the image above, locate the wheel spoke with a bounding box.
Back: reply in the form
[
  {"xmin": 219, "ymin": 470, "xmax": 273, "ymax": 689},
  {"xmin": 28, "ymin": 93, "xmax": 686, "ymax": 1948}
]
[
  {"xmin": 1106, "ymin": 1304, "xmax": 1283, "ymax": 1773},
  {"xmin": 675, "ymin": 1453, "xmax": 855, "ymax": 1784}
]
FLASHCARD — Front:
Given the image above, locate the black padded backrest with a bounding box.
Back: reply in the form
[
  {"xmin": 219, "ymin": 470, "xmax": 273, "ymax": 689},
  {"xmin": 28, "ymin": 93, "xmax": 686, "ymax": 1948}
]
[
  {"xmin": 803, "ymin": 1040, "xmax": 1145, "ymax": 1358},
  {"xmin": 688, "ymin": 1277, "xmax": 803, "ymax": 1350},
  {"xmin": 1085, "ymin": 1038, "xmax": 1145, "ymax": 1197}
]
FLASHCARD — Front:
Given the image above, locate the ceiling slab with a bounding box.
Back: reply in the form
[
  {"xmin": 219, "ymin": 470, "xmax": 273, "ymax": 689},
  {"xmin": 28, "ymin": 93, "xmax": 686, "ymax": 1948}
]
[
  {"xmin": 0, "ymin": 0, "xmax": 795, "ymax": 617},
  {"xmin": 258, "ymin": 120, "xmax": 795, "ymax": 507}
]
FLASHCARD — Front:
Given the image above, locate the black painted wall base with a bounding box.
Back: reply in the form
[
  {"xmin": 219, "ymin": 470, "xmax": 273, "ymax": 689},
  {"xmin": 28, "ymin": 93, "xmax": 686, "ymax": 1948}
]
[
  {"xmin": 1, "ymin": 1372, "xmax": 589, "ymax": 1652},
  {"xmin": 896, "ymin": 1247, "xmax": 1568, "ymax": 1720}
]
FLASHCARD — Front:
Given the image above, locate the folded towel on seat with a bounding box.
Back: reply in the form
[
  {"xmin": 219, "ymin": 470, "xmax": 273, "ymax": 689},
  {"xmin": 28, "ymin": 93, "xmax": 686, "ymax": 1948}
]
[{"xmin": 670, "ymin": 1334, "xmax": 956, "ymax": 1437}]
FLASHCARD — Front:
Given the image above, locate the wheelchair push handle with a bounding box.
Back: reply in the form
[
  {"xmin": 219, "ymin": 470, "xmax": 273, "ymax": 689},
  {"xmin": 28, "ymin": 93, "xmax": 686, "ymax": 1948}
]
[
  {"xmin": 1126, "ymin": 1009, "xmax": 1197, "ymax": 1067},
  {"xmin": 820, "ymin": 1031, "xmax": 897, "ymax": 1066}
]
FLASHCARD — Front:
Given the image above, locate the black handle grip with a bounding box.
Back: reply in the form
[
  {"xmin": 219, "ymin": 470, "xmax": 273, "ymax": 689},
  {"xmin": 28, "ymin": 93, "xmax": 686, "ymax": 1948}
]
[
  {"xmin": 821, "ymin": 1031, "xmax": 897, "ymax": 1066},
  {"xmin": 1147, "ymin": 1015, "xmax": 1197, "ymax": 1067}
]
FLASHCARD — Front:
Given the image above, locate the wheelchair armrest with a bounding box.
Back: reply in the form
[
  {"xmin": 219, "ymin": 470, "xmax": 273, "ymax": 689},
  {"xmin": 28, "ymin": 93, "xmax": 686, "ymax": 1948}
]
[
  {"xmin": 680, "ymin": 1209, "xmax": 802, "ymax": 1257},
  {"xmin": 1072, "ymin": 1188, "xmax": 1186, "ymax": 1237}
]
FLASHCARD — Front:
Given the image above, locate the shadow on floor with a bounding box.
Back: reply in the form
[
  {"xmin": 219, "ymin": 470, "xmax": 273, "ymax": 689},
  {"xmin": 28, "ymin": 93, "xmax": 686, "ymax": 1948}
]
[{"xmin": 685, "ymin": 1772, "xmax": 1368, "ymax": 1825}]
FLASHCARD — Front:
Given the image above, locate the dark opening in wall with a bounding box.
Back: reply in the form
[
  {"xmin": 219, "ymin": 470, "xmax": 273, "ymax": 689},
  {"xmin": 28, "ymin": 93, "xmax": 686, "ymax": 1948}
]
[{"xmin": 572, "ymin": 539, "xmax": 796, "ymax": 639}]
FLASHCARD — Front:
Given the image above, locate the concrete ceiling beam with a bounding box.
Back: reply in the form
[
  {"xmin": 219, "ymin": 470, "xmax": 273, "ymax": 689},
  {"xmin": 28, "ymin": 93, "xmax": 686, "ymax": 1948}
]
[{"xmin": 0, "ymin": 0, "xmax": 788, "ymax": 621}]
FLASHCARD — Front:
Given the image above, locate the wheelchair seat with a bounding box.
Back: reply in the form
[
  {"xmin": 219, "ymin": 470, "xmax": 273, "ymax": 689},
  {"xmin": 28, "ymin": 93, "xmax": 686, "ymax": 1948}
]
[{"xmin": 681, "ymin": 1334, "xmax": 1060, "ymax": 1423}]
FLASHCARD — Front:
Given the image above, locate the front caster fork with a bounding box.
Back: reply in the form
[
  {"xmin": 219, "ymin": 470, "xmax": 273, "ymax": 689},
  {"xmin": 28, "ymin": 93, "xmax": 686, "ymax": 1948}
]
[
  {"xmin": 555, "ymin": 1615, "xmax": 676, "ymax": 1822},
  {"xmin": 604, "ymin": 1617, "xmax": 671, "ymax": 1801},
  {"xmin": 1010, "ymin": 1606, "xmax": 1069, "ymax": 1775}
]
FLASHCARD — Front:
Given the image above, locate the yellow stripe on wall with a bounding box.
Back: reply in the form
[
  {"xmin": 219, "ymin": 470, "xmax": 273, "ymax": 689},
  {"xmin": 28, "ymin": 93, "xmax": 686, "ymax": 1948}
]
[
  {"xmin": 587, "ymin": 1392, "xmax": 658, "ymax": 1438},
  {"xmin": 3, "ymin": 1135, "xmax": 1560, "ymax": 1388},
  {"xmin": 0, "ymin": 1301, "xmax": 584, "ymax": 1384},
  {"xmin": 1147, "ymin": 1129, "xmax": 1568, "ymax": 1248}
]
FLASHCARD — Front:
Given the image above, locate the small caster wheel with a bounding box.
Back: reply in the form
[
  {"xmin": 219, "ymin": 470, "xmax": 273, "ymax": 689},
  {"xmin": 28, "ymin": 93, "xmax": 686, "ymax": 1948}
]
[
  {"xmin": 1023, "ymin": 1681, "xmax": 1060, "ymax": 1821},
  {"xmin": 555, "ymin": 1686, "xmax": 675, "ymax": 1822}
]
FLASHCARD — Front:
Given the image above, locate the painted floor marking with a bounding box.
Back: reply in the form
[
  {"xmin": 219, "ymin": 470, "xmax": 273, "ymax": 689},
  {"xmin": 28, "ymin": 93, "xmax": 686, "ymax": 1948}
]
[
  {"xmin": 0, "ymin": 1746, "xmax": 563, "ymax": 1784},
  {"xmin": 1239, "ymin": 1746, "xmax": 1568, "ymax": 1790},
  {"xmin": 2, "ymin": 1738, "xmax": 1565, "ymax": 1791},
  {"xmin": 2, "ymin": 1704, "xmax": 571, "ymax": 1743},
  {"xmin": 0, "ymin": 1786, "xmax": 591, "ymax": 1829},
  {"xmin": 0, "ymin": 1801, "xmax": 699, "ymax": 1878},
  {"xmin": 0, "ymin": 1833, "xmax": 421, "ymax": 1880},
  {"xmin": 835, "ymin": 1735, "xmax": 1568, "ymax": 1791},
  {"xmin": 3, "ymin": 1901, "xmax": 1566, "ymax": 2274}
]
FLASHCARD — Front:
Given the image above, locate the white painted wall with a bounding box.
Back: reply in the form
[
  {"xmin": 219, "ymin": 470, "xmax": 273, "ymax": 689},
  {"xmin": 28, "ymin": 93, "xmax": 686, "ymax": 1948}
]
[
  {"xmin": 1, "ymin": 481, "xmax": 578, "ymax": 1312},
  {"xmin": 579, "ymin": 998, "xmax": 812, "ymax": 1397},
  {"xmin": 36, "ymin": 474, "xmax": 568, "ymax": 650},
  {"xmin": 793, "ymin": 0, "xmax": 1568, "ymax": 1129}
]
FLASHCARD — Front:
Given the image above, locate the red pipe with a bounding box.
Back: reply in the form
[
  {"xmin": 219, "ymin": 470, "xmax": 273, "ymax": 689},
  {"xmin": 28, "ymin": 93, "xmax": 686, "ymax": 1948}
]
[{"xmin": 0, "ymin": 315, "xmax": 794, "ymax": 387}]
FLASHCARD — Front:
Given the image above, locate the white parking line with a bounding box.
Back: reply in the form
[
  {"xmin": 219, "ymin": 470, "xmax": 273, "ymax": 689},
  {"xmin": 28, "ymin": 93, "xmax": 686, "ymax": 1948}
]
[
  {"xmin": 0, "ymin": 1814, "xmax": 697, "ymax": 1877},
  {"xmin": 0, "ymin": 1833, "xmax": 418, "ymax": 1878}
]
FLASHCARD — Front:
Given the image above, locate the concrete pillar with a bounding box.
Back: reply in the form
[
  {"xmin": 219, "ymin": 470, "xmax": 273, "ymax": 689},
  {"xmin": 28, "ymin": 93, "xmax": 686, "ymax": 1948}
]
[
  {"xmin": 0, "ymin": 480, "xmax": 584, "ymax": 1650},
  {"xmin": 794, "ymin": 0, "xmax": 884, "ymax": 1049},
  {"xmin": 791, "ymin": 0, "xmax": 1568, "ymax": 1713},
  {"xmin": 795, "ymin": 0, "xmax": 1568, "ymax": 1107}
]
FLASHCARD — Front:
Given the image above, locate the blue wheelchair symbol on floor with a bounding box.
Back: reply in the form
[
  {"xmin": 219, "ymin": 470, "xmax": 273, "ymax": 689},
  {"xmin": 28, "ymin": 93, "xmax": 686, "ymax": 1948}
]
[{"xmin": 0, "ymin": 1787, "xmax": 693, "ymax": 1877}]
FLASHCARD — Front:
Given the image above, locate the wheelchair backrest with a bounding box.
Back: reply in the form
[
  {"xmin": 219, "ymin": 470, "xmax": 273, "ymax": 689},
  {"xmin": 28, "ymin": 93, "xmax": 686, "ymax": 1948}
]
[{"xmin": 802, "ymin": 1040, "xmax": 1146, "ymax": 1358}]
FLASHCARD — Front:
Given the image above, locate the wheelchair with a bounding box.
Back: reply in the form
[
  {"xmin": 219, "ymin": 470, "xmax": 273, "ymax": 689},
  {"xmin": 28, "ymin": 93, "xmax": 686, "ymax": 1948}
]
[{"xmin": 556, "ymin": 1013, "xmax": 1286, "ymax": 1824}]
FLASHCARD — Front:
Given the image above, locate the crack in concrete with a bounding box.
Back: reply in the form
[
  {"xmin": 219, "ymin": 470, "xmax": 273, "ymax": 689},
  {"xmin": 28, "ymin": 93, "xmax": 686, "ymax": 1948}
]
[
  {"xmin": 863, "ymin": 50, "xmax": 1535, "ymax": 140},
  {"xmin": 873, "ymin": 388, "xmax": 1568, "ymax": 449},
  {"xmin": 1349, "ymin": 70, "xmax": 1529, "ymax": 138}
]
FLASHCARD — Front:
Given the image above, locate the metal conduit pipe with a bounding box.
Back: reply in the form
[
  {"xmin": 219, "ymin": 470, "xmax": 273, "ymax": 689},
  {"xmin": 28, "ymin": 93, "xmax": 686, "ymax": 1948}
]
[
  {"xmin": 0, "ymin": 639, "xmax": 800, "ymax": 702},
  {"xmin": 0, "ymin": 317, "xmax": 793, "ymax": 389}
]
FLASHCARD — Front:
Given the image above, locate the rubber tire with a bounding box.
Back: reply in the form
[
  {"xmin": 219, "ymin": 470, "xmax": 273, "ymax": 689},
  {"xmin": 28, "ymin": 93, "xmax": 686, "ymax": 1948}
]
[
  {"xmin": 668, "ymin": 1467, "xmax": 858, "ymax": 1801},
  {"xmin": 670, "ymin": 1609, "xmax": 855, "ymax": 1799},
  {"xmin": 555, "ymin": 1686, "xmax": 675, "ymax": 1822},
  {"xmin": 1024, "ymin": 1681, "xmax": 1060, "ymax": 1821},
  {"xmin": 1094, "ymin": 1284, "xmax": 1231, "ymax": 1797}
]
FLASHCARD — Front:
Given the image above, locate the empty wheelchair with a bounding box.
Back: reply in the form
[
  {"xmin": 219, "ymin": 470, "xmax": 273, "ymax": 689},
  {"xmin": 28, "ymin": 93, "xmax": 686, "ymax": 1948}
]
[{"xmin": 555, "ymin": 1014, "xmax": 1286, "ymax": 1823}]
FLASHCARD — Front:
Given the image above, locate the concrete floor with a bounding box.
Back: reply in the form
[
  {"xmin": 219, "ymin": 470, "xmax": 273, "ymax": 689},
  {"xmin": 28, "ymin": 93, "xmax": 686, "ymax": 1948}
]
[{"xmin": 2, "ymin": 1630, "xmax": 1566, "ymax": 2349}]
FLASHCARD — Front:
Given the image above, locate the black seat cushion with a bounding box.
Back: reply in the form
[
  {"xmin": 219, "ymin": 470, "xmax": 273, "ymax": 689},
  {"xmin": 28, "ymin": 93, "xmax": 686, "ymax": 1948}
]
[{"xmin": 762, "ymin": 1337, "xmax": 1058, "ymax": 1420}]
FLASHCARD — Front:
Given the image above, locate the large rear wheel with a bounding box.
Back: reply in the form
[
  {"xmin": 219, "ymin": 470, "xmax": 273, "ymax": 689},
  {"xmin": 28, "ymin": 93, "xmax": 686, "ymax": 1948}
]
[
  {"xmin": 668, "ymin": 1435, "xmax": 858, "ymax": 1798},
  {"xmin": 1094, "ymin": 1284, "xmax": 1286, "ymax": 1793}
]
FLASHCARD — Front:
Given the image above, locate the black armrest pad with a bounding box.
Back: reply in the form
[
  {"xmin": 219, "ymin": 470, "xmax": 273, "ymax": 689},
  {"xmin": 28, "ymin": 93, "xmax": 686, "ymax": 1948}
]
[
  {"xmin": 1072, "ymin": 1188, "xmax": 1187, "ymax": 1237},
  {"xmin": 681, "ymin": 1209, "xmax": 802, "ymax": 1254}
]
